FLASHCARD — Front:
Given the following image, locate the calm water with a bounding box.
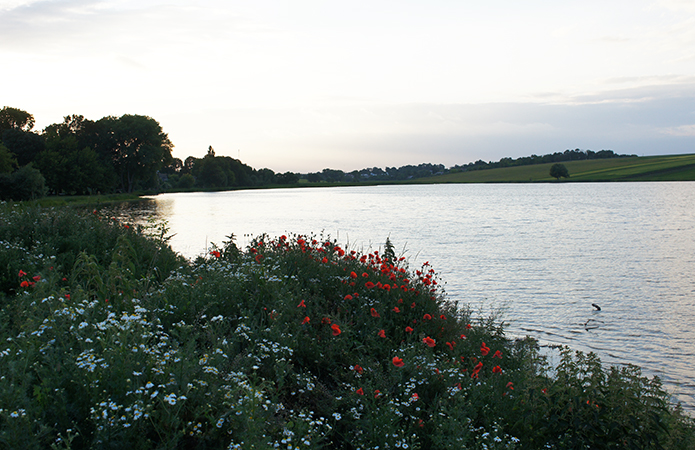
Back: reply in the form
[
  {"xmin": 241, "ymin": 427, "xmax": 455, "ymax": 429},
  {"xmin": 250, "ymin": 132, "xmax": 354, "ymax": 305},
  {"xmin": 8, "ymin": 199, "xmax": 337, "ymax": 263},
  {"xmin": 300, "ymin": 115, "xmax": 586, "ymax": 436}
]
[{"xmin": 126, "ymin": 183, "xmax": 695, "ymax": 410}]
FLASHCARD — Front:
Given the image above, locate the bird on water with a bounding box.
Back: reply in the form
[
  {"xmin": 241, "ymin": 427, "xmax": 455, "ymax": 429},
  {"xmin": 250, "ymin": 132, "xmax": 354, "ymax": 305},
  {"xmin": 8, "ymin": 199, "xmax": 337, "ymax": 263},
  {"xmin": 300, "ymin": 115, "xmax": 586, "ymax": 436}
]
[{"xmin": 591, "ymin": 303, "xmax": 601, "ymax": 311}]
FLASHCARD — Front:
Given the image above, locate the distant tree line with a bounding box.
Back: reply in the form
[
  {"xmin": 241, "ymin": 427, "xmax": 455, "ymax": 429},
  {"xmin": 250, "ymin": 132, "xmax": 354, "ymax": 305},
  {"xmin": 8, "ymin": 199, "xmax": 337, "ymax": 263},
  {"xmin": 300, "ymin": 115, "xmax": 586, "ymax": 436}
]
[
  {"xmin": 161, "ymin": 146, "xmax": 299, "ymax": 191},
  {"xmin": 303, "ymin": 163, "xmax": 447, "ymax": 183},
  {"xmin": 449, "ymin": 148, "xmax": 636, "ymax": 173}
]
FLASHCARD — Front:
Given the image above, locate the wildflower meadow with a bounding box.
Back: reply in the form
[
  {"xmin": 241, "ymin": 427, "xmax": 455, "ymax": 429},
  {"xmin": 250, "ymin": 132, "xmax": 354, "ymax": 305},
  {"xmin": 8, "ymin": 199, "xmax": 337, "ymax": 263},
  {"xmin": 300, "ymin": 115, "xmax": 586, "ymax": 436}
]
[{"xmin": 0, "ymin": 203, "xmax": 693, "ymax": 449}]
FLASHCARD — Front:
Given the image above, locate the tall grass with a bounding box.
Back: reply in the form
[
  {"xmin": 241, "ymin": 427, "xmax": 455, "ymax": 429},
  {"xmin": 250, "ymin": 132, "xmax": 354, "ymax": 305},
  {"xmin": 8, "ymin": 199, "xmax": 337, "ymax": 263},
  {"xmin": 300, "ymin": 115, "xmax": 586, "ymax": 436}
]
[{"xmin": 0, "ymin": 204, "xmax": 693, "ymax": 449}]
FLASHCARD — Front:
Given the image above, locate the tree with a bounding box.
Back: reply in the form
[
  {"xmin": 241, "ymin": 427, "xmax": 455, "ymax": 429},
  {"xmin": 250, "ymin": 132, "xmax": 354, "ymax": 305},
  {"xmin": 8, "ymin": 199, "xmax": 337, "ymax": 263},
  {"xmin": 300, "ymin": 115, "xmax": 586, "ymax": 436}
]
[
  {"xmin": 550, "ymin": 163, "xmax": 570, "ymax": 180},
  {"xmin": 1, "ymin": 129, "xmax": 45, "ymax": 166},
  {"xmin": 0, "ymin": 164, "xmax": 46, "ymax": 200},
  {"xmin": 0, "ymin": 107, "xmax": 35, "ymax": 132},
  {"xmin": 0, "ymin": 143, "xmax": 17, "ymax": 173},
  {"xmin": 36, "ymin": 135, "xmax": 112, "ymax": 195},
  {"xmin": 90, "ymin": 115, "xmax": 173, "ymax": 192}
]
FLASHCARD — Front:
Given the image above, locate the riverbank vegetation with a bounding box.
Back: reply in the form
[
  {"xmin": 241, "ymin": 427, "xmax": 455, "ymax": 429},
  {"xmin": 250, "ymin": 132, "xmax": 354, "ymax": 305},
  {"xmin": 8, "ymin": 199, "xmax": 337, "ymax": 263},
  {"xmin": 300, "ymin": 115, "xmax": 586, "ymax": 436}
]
[{"xmin": 1, "ymin": 203, "xmax": 693, "ymax": 449}]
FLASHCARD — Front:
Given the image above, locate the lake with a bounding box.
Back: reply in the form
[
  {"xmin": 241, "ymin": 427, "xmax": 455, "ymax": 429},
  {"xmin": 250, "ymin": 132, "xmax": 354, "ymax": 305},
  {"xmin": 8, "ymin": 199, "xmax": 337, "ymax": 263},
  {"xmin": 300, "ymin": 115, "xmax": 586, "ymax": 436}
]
[{"xmin": 122, "ymin": 182, "xmax": 695, "ymax": 411}]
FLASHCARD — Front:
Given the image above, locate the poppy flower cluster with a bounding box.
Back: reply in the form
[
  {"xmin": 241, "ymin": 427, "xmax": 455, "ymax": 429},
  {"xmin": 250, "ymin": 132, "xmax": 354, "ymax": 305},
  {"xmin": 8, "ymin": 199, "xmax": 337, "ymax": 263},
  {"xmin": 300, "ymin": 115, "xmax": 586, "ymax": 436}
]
[{"xmin": 18, "ymin": 270, "xmax": 38, "ymax": 288}]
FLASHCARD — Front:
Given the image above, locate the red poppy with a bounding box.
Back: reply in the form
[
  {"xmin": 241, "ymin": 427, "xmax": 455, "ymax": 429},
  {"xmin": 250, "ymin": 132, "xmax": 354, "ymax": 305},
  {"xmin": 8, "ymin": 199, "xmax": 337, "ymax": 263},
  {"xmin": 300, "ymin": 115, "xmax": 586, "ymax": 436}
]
[
  {"xmin": 18, "ymin": 270, "xmax": 27, "ymax": 277},
  {"xmin": 255, "ymin": 254, "xmax": 263, "ymax": 263},
  {"xmin": 65, "ymin": 294, "xmax": 70, "ymax": 299},
  {"xmin": 301, "ymin": 316, "xmax": 310, "ymax": 324},
  {"xmin": 331, "ymin": 323, "xmax": 341, "ymax": 336},
  {"xmin": 350, "ymin": 271, "xmax": 357, "ymax": 279},
  {"xmin": 480, "ymin": 342, "xmax": 490, "ymax": 356},
  {"xmin": 411, "ymin": 302, "xmax": 416, "ymax": 309},
  {"xmin": 473, "ymin": 361, "xmax": 483, "ymax": 372},
  {"xmin": 353, "ymin": 364, "xmax": 363, "ymax": 374},
  {"xmin": 374, "ymin": 390, "xmax": 381, "ymax": 398},
  {"xmin": 411, "ymin": 393, "xmax": 419, "ymax": 401},
  {"xmin": 378, "ymin": 329, "xmax": 386, "ymax": 338},
  {"xmin": 440, "ymin": 314, "xmax": 446, "ymax": 320},
  {"xmin": 392, "ymin": 356, "xmax": 404, "ymax": 367},
  {"xmin": 446, "ymin": 342, "xmax": 454, "ymax": 350},
  {"xmin": 322, "ymin": 317, "xmax": 331, "ymax": 324},
  {"xmin": 397, "ymin": 298, "xmax": 403, "ymax": 304},
  {"xmin": 405, "ymin": 326, "xmax": 413, "ymax": 334},
  {"xmin": 383, "ymin": 284, "xmax": 391, "ymax": 291},
  {"xmin": 20, "ymin": 280, "xmax": 30, "ymax": 288},
  {"xmin": 492, "ymin": 365, "xmax": 502, "ymax": 374},
  {"xmin": 492, "ymin": 350, "xmax": 503, "ymax": 359},
  {"xmin": 392, "ymin": 307, "xmax": 400, "ymax": 313},
  {"xmin": 355, "ymin": 388, "xmax": 364, "ymax": 395},
  {"xmin": 362, "ymin": 272, "xmax": 369, "ymax": 277},
  {"xmin": 210, "ymin": 250, "xmax": 221, "ymax": 258},
  {"xmin": 297, "ymin": 299, "xmax": 306, "ymax": 308},
  {"xmin": 423, "ymin": 337, "xmax": 436, "ymax": 347},
  {"xmin": 541, "ymin": 387, "xmax": 546, "ymax": 394},
  {"xmin": 460, "ymin": 334, "xmax": 467, "ymax": 340},
  {"xmin": 32, "ymin": 275, "xmax": 41, "ymax": 281},
  {"xmin": 365, "ymin": 281, "xmax": 375, "ymax": 289},
  {"xmin": 423, "ymin": 314, "xmax": 432, "ymax": 320},
  {"xmin": 344, "ymin": 294, "xmax": 353, "ymax": 300},
  {"xmin": 370, "ymin": 308, "xmax": 380, "ymax": 318},
  {"xmin": 321, "ymin": 257, "xmax": 328, "ymax": 264},
  {"xmin": 508, "ymin": 382, "xmax": 515, "ymax": 391}
]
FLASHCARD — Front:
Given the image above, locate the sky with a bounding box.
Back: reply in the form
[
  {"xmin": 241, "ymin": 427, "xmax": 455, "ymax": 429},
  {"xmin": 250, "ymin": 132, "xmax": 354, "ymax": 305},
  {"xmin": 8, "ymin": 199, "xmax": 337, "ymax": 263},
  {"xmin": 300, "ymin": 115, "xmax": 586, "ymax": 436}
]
[{"xmin": 1, "ymin": 0, "xmax": 695, "ymax": 173}]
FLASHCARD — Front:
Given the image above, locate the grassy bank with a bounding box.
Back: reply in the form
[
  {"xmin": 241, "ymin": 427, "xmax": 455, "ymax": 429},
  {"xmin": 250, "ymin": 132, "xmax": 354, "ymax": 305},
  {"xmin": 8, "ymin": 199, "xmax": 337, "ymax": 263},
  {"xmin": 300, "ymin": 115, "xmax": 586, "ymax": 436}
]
[
  {"xmin": 1, "ymin": 204, "xmax": 693, "ymax": 449},
  {"xmin": 420, "ymin": 154, "xmax": 695, "ymax": 183}
]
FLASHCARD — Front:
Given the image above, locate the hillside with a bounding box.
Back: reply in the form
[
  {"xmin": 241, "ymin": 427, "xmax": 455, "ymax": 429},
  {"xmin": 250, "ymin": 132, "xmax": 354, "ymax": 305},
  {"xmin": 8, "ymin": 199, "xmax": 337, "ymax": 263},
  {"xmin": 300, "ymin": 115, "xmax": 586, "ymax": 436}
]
[{"xmin": 418, "ymin": 154, "xmax": 695, "ymax": 183}]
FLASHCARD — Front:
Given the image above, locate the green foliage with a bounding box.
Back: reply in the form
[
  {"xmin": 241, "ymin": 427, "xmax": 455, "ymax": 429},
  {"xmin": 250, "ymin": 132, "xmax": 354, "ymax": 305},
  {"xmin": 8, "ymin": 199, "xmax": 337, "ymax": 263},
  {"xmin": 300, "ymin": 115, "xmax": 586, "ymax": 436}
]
[
  {"xmin": 0, "ymin": 206, "xmax": 693, "ymax": 449},
  {"xmin": 0, "ymin": 106, "xmax": 35, "ymax": 133},
  {"xmin": 550, "ymin": 163, "xmax": 570, "ymax": 180},
  {"xmin": 1, "ymin": 128, "xmax": 46, "ymax": 167},
  {"xmin": 0, "ymin": 143, "xmax": 17, "ymax": 173},
  {"xmin": 0, "ymin": 204, "xmax": 184, "ymax": 302},
  {"xmin": 0, "ymin": 164, "xmax": 47, "ymax": 201},
  {"xmin": 88, "ymin": 114, "xmax": 173, "ymax": 193},
  {"xmin": 36, "ymin": 134, "xmax": 113, "ymax": 195}
]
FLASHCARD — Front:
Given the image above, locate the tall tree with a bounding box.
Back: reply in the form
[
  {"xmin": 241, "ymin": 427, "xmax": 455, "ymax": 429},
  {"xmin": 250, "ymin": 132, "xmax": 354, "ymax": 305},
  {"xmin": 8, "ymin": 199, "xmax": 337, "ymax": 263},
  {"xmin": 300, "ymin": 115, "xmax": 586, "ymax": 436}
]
[
  {"xmin": 0, "ymin": 107, "xmax": 35, "ymax": 133},
  {"xmin": 90, "ymin": 115, "xmax": 173, "ymax": 192}
]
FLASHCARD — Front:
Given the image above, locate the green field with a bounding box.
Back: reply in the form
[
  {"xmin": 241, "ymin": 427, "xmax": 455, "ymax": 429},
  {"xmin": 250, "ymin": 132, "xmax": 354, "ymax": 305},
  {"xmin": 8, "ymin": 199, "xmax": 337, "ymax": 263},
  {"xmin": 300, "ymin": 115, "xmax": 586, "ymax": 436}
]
[{"xmin": 419, "ymin": 154, "xmax": 695, "ymax": 183}]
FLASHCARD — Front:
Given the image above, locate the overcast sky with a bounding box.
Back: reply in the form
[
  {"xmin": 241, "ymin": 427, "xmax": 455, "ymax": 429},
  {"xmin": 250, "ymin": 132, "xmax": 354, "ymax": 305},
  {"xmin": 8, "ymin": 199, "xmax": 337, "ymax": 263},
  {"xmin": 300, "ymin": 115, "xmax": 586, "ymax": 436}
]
[{"xmin": 2, "ymin": 0, "xmax": 694, "ymax": 172}]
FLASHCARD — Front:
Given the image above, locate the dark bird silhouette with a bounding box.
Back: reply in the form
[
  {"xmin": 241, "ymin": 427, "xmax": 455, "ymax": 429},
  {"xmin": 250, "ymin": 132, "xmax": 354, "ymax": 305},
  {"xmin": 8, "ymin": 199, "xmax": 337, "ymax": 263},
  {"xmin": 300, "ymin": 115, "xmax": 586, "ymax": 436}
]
[{"xmin": 591, "ymin": 303, "xmax": 601, "ymax": 311}]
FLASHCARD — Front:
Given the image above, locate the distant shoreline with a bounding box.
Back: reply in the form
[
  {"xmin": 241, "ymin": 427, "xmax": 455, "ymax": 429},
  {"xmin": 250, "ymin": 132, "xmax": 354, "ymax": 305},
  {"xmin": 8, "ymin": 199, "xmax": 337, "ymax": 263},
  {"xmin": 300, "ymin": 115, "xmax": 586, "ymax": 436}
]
[{"xmin": 19, "ymin": 153, "xmax": 695, "ymax": 208}]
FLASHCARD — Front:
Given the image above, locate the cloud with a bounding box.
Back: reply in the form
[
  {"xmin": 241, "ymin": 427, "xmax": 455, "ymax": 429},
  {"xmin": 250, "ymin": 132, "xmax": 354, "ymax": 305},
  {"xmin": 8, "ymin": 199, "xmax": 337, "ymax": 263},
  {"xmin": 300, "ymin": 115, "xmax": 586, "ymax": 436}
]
[{"xmin": 660, "ymin": 124, "xmax": 695, "ymax": 137}]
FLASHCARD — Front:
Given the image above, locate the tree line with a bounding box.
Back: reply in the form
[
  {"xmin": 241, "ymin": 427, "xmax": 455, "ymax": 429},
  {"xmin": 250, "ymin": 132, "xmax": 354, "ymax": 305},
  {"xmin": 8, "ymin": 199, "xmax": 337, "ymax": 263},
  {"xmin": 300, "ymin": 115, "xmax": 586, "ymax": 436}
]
[
  {"xmin": 0, "ymin": 107, "xmax": 293, "ymax": 200},
  {"xmin": 0, "ymin": 106, "xmax": 637, "ymax": 200},
  {"xmin": 449, "ymin": 148, "xmax": 636, "ymax": 173}
]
